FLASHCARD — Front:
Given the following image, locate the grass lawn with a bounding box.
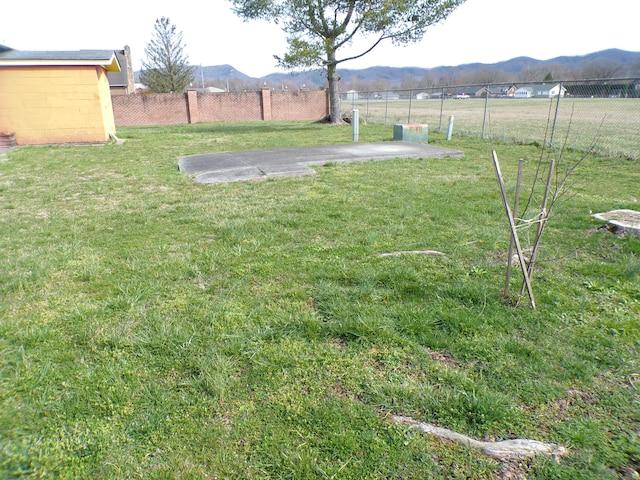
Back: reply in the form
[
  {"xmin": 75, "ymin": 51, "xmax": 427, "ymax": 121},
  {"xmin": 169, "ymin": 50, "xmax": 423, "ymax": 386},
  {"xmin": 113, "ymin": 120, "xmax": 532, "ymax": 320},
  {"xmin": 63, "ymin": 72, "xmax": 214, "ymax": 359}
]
[{"xmin": 1, "ymin": 121, "xmax": 638, "ymax": 479}]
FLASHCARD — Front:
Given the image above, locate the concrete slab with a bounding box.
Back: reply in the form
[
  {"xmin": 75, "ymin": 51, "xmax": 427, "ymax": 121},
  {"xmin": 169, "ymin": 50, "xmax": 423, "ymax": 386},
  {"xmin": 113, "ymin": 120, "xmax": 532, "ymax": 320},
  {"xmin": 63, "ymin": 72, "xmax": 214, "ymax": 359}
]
[
  {"xmin": 194, "ymin": 166, "xmax": 265, "ymax": 184},
  {"xmin": 179, "ymin": 142, "xmax": 464, "ymax": 184},
  {"xmin": 259, "ymin": 163, "xmax": 316, "ymax": 178}
]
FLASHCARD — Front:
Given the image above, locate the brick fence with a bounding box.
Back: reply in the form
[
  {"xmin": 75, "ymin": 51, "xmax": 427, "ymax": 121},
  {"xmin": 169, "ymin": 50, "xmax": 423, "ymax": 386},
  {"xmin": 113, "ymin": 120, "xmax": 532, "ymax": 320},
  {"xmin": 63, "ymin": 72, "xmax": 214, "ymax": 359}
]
[{"xmin": 111, "ymin": 88, "xmax": 330, "ymax": 126}]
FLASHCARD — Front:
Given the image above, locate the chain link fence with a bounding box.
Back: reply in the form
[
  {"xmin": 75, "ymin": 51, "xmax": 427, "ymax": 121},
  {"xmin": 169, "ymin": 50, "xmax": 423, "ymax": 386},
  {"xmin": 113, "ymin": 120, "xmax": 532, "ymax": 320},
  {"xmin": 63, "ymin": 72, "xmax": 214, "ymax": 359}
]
[{"xmin": 343, "ymin": 78, "xmax": 640, "ymax": 160}]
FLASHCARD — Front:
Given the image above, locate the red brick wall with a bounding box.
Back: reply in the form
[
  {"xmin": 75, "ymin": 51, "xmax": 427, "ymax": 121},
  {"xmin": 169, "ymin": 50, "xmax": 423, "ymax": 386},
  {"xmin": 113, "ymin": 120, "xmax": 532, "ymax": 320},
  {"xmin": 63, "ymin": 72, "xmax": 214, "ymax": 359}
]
[
  {"xmin": 112, "ymin": 89, "xmax": 329, "ymax": 126},
  {"xmin": 271, "ymin": 90, "xmax": 329, "ymax": 121},
  {"xmin": 111, "ymin": 93, "xmax": 189, "ymax": 126},
  {"xmin": 197, "ymin": 91, "xmax": 264, "ymax": 122}
]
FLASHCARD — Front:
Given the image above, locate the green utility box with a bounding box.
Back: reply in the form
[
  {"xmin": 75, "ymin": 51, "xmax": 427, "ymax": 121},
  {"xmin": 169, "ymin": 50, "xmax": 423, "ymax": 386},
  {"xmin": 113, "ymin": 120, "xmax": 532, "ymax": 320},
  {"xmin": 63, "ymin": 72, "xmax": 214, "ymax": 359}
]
[{"xmin": 393, "ymin": 124, "xmax": 428, "ymax": 143}]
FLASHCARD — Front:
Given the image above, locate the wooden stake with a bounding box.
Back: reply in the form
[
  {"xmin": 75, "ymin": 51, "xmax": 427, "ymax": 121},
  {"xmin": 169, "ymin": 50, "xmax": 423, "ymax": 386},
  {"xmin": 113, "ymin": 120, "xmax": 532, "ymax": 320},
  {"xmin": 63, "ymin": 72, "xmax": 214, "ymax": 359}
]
[
  {"xmin": 492, "ymin": 150, "xmax": 536, "ymax": 309},
  {"xmin": 527, "ymin": 158, "xmax": 555, "ymax": 282},
  {"xmin": 504, "ymin": 159, "xmax": 524, "ymax": 298}
]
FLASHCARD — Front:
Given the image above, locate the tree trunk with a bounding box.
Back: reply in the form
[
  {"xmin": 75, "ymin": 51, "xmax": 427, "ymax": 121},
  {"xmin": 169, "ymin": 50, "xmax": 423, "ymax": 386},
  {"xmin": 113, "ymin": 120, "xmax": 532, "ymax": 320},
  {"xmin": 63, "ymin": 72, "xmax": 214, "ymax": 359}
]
[{"xmin": 326, "ymin": 50, "xmax": 342, "ymax": 125}]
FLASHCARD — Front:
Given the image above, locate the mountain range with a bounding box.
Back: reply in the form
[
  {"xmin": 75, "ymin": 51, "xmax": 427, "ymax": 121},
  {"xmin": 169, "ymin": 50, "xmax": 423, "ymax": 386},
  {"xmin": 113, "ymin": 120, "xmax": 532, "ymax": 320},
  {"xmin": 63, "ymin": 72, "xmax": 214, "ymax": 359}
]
[{"xmin": 194, "ymin": 49, "xmax": 640, "ymax": 90}]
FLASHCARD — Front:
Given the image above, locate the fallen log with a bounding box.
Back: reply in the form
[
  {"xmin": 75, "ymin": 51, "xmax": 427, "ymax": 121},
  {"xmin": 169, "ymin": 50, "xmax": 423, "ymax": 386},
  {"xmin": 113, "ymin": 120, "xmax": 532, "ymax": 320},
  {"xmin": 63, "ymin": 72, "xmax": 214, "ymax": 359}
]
[
  {"xmin": 374, "ymin": 250, "xmax": 444, "ymax": 257},
  {"xmin": 393, "ymin": 415, "xmax": 566, "ymax": 462}
]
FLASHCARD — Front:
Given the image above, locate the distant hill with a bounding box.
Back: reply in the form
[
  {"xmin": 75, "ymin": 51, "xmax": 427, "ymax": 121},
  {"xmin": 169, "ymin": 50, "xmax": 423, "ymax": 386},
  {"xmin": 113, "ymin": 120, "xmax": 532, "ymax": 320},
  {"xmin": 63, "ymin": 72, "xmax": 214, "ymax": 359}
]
[
  {"xmin": 198, "ymin": 64, "xmax": 252, "ymax": 81},
  {"xmin": 332, "ymin": 49, "xmax": 639, "ymax": 87},
  {"xmin": 487, "ymin": 57, "xmax": 541, "ymax": 74},
  {"xmin": 144, "ymin": 49, "xmax": 640, "ymax": 90}
]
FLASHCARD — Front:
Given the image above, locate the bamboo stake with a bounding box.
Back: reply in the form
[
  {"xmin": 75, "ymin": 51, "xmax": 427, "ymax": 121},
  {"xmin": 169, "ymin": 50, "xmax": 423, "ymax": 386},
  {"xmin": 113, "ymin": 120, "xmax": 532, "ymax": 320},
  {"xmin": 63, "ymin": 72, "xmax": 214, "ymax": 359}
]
[
  {"xmin": 492, "ymin": 150, "xmax": 536, "ymax": 309},
  {"xmin": 504, "ymin": 159, "xmax": 524, "ymax": 298},
  {"xmin": 520, "ymin": 158, "xmax": 556, "ymax": 297},
  {"xmin": 528, "ymin": 158, "xmax": 555, "ymax": 280}
]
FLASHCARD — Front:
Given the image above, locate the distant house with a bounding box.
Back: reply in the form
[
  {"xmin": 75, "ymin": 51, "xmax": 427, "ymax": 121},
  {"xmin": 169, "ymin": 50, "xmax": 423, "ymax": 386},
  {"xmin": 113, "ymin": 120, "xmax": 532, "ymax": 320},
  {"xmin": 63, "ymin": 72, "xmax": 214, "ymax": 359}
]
[
  {"xmin": 416, "ymin": 91, "xmax": 443, "ymax": 100},
  {"xmin": 514, "ymin": 83, "xmax": 566, "ymax": 98},
  {"xmin": 445, "ymin": 87, "xmax": 476, "ymax": 98},
  {"xmin": 564, "ymin": 80, "xmax": 639, "ymax": 98},
  {"xmin": 108, "ymin": 46, "xmax": 135, "ymax": 95},
  {"xmin": 514, "ymin": 86, "xmax": 534, "ymax": 98},
  {"xmin": 475, "ymin": 85, "xmax": 517, "ymax": 97},
  {"xmin": 0, "ymin": 45, "xmax": 121, "ymax": 145},
  {"xmin": 197, "ymin": 86, "xmax": 226, "ymax": 93},
  {"xmin": 344, "ymin": 90, "xmax": 359, "ymax": 101},
  {"xmin": 134, "ymin": 82, "xmax": 149, "ymax": 94},
  {"xmin": 379, "ymin": 91, "xmax": 400, "ymax": 100}
]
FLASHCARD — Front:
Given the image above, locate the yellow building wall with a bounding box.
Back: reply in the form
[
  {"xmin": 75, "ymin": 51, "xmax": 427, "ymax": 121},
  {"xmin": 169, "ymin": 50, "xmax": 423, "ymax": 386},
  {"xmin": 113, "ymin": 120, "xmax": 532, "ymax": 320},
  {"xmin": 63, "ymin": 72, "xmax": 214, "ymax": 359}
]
[
  {"xmin": 96, "ymin": 67, "xmax": 116, "ymax": 139},
  {"xmin": 0, "ymin": 65, "xmax": 117, "ymax": 145}
]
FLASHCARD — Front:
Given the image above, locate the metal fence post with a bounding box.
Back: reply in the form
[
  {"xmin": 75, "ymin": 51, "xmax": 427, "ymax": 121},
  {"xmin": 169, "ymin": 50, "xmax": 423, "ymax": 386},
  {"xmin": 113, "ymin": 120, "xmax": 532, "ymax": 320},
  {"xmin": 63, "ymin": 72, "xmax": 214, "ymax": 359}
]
[
  {"xmin": 384, "ymin": 91, "xmax": 389, "ymax": 126},
  {"xmin": 439, "ymin": 87, "xmax": 445, "ymax": 132},
  {"xmin": 446, "ymin": 115, "xmax": 455, "ymax": 141},
  {"xmin": 482, "ymin": 84, "xmax": 490, "ymax": 139},
  {"xmin": 408, "ymin": 89, "xmax": 413, "ymax": 124},
  {"xmin": 352, "ymin": 109, "xmax": 359, "ymax": 142},
  {"xmin": 366, "ymin": 93, "xmax": 370, "ymax": 123},
  {"xmin": 549, "ymin": 82, "xmax": 563, "ymax": 148}
]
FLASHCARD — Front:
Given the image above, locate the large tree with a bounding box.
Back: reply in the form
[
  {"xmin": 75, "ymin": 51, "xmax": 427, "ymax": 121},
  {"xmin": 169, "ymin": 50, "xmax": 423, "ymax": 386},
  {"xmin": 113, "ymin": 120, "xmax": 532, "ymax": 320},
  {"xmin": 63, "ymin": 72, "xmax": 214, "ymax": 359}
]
[
  {"xmin": 140, "ymin": 17, "xmax": 194, "ymax": 93},
  {"xmin": 230, "ymin": 0, "xmax": 465, "ymax": 123}
]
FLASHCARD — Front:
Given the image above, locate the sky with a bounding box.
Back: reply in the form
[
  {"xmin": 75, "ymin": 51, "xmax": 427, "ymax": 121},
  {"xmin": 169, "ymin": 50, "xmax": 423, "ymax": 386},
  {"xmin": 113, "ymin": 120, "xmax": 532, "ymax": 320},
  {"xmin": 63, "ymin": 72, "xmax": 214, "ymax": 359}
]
[{"xmin": 1, "ymin": 0, "xmax": 638, "ymax": 78}]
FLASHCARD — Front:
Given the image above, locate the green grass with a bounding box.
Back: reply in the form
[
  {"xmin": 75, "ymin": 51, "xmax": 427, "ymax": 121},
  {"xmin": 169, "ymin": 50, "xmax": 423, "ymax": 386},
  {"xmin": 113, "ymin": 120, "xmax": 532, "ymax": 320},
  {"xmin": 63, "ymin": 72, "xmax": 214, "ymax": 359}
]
[{"xmin": 1, "ymin": 121, "xmax": 639, "ymax": 479}]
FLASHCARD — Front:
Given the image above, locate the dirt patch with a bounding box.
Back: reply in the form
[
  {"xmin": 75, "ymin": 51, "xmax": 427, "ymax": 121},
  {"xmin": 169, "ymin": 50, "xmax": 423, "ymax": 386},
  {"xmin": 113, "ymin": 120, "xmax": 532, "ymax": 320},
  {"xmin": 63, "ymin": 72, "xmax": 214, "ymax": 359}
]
[
  {"xmin": 498, "ymin": 462, "xmax": 529, "ymax": 480},
  {"xmin": 427, "ymin": 350, "xmax": 461, "ymax": 367}
]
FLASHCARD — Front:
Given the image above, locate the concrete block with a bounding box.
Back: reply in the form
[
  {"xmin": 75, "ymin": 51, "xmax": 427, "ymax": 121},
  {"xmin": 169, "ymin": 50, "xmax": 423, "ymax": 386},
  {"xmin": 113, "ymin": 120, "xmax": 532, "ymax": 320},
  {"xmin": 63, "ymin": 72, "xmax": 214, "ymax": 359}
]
[{"xmin": 394, "ymin": 123, "xmax": 428, "ymax": 143}]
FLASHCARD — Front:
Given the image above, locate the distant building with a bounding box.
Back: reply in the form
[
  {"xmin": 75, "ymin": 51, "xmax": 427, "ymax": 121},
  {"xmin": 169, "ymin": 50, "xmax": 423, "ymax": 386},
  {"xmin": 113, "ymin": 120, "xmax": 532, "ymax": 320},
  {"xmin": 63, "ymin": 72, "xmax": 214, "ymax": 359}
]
[
  {"xmin": 134, "ymin": 83, "xmax": 148, "ymax": 94},
  {"xmin": 444, "ymin": 87, "xmax": 476, "ymax": 98},
  {"xmin": 108, "ymin": 46, "xmax": 135, "ymax": 95},
  {"xmin": 514, "ymin": 83, "xmax": 566, "ymax": 98},
  {"xmin": 197, "ymin": 86, "xmax": 226, "ymax": 93},
  {"xmin": 564, "ymin": 80, "xmax": 639, "ymax": 98},
  {"xmin": 514, "ymin": 86, "xmax": 533, "ymax": 98},
  {"xmin": 373, "ymin": 91, "xmax": 400, "ymax": 100},
  {"xmin": 474, "ymin": 85, "xmax": 517, "ymax": 97},
  {"xmin": 344, "ymin": 90, "xmax": 358, "ymax": 101}
]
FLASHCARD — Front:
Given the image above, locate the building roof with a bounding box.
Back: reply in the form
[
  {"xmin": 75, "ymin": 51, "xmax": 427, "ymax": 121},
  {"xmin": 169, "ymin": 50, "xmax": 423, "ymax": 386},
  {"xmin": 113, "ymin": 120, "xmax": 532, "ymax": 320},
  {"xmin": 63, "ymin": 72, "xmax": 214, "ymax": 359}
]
[
  {"xmin": 516, "ymin": 83, "xmax": 563, "ymax": 91},
  {"xmin": 107, "ymin": 50, "xmax": 130, "ymax": 86},
  {"xmin": 0, "ymin": 46, "xmax": 121, "ymax": 72}
]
